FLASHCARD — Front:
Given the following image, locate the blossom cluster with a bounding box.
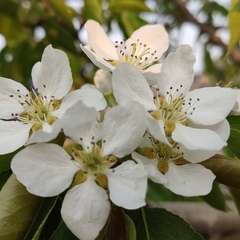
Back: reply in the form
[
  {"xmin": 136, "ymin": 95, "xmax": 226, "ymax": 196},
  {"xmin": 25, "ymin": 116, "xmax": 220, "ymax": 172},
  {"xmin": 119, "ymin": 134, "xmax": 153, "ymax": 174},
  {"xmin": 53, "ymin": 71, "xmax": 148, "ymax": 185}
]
[{"xmin": 0, "ymin": 20, "xmax": 237, "ymax": 240}]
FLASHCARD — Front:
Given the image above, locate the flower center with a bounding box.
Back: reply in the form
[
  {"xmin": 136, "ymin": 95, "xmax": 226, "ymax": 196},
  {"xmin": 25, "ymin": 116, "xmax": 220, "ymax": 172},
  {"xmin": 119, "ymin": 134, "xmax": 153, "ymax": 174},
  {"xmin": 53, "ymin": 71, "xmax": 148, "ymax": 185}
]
[
  {"xmin": 108, "ymin": 39, "xmax": 158, "ymax": 70},
  {"xmin": 141, "ymin": 135, "xmax": 187, "ymax": 174},
  {"xmin": 150, "ymin": 86, "xmax": 199, "ymax": 136},
  {"xmin": 71, "ymin": 142, "xmax": 117, "ymax": 188},
  {"xmin": 10, "ymin": 87, "xmax": 61, "ymax": 132}
]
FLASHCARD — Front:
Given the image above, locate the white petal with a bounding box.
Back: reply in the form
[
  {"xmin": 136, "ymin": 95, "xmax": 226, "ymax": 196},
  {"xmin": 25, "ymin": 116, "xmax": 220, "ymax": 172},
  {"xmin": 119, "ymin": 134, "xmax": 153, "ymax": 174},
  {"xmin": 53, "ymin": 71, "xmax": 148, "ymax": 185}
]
[
  {"xmin": 158, "ymin": 45, "xmax": 196, "ymax": 98},
  {"xmin": 102, "ymin": 101, "xmax": 146, "ymax": 157},
  {"xmin": 179, "ymin": 120, "xmax": 231, "ymax": 163},
  {"xmin": 27, "ymin": 120, "xmax": 62, "ymax": 144},
  {"xmin": 61, "ymin": 177, "xmax": 110, "ymax": 240},
  {"xmin": 11, "ymin": 143, "xmax": 79, "ymax": 197},
  {"xmin": 146, "ymin": 114, "xmax": 170, "ymax": 145},
  {"xmin": 172, "ymin": 123, "xmax": 226, "ymax": 151},
  {"xmin": 54, "ymin": 88, "xmax": 107, "ymax": 119},
  {"xmin": 189, "ymin": 119, "xmax": 230, "ymax": 142},
  {"xmin": 232, "ymin": 88, "xmax": 240, "ymax": 114},
  {"xmin": 164, "ymin": 162, "xmax": 215, "ymax": 196},
  {"xmin": 62, "ymin": 101, "xmax": 103, "ymax": 148},
  {"xmin": 0, "ymin": 77, "xmax": 28, "ymax": 119},
  {"xmin": 80, "ymin": 45, "xmax": 115, "ymax": 71},
  {"xmin": 0, "ymin": 120, "xmax": 31, "ymax": 154},
  {"xmin": 112, "ymin": 63, "xmax": 156, "ymax": 111},
  {"xmin": 106, "ymin": 160, "xmax": 147, "ymax": 209},
  {"xmin": 143, "ymin": 63, "xmax": 162, "ymax": 86},
  {"xmin": 126, "ymin": 24, "xmax": 168, "ymax": 62},
  {"xmin": 186, "ymin": 87, "xmax": 236, "ymax": 125},
  {"xmin": 32, "ymin": 45, "xmax": 73, "ymax": 100},
  {"xmin": 132, "ymin": 152, "xmax": 167, "ymax": 184}
]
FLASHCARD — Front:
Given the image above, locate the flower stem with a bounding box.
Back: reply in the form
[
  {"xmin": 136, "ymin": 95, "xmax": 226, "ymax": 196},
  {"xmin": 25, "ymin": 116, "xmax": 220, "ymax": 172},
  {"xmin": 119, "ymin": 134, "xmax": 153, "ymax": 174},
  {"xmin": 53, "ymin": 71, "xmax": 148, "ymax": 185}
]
[{"xmin": 141, "ymin": 207, "xmax": 150, "ymax": 240}]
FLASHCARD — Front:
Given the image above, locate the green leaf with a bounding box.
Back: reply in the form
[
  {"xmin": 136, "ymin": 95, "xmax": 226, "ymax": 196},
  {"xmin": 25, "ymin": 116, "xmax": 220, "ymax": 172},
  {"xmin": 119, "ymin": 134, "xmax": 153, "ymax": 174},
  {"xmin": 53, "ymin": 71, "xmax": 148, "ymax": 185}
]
[
  {"xmin": 226, "ymin": 115, "xmax": 240, "ymax": 158},
  {"xmin": 24, "ymin": 196, "xmax": 58, "ymax": 240},
  {"xmin": 124, "ymin": 213, "xmax": 136, "ymax": 240},
  {"xmin": 0, "ymin": 174, "xmax": 42, "ymax": 240},
  {"xmin": 226, "ymin": 0, "xmax": 240, "ymax": 56},
  {"xmin": 0, "ymin": 169, "xmax": 12, "ymax": 190},
  {"xmin": 82, "ymin": 0, "xmax": 103, "ymax": 23},
  {"xmin": 201, "ymin": 154, "xmax": 240, "ymax": 189},
  {"xmin": 125, "ymin": 207, "xmax": 203, "ymax": 240},
  {"xmin": 201, "ymin": 181, "xmax": 227, "ymax": 211},
  {"xmin": 49, "ymin": 221, "xmax": 78, "ymax": 240},
  {"xmin": 109, "ymin": 0, "xmax": 152, "ymax": 13}
]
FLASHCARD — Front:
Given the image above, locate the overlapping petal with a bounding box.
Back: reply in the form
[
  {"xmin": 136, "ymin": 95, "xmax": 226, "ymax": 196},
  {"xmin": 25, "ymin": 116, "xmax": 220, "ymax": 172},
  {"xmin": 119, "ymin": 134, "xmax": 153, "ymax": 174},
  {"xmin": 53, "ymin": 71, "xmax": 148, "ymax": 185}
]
[
  {"xmin": 102, "ymin": 101, "xmax": 146, "ymax": 157},
  {"xmin": 106, "ymin": 160, "xmax": 148, "ymax": 209},
  {"xmin": 157, "ymin": 45, "xmax": 196, "ymax": 98},
  {"xmin": 112, "ymin": 63, "xmax": 155, "ymax": 111}
]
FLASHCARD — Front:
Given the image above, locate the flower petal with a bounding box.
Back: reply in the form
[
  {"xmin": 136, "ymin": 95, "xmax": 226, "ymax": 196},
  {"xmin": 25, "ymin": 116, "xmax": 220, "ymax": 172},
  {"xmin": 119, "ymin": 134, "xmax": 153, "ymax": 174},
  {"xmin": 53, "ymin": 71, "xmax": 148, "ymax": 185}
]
[
  {"xmin": 102, "ymin": 101, "xmax": 146, "ymax": 157},
  {"xmin": 112, "ymin": 63, "xmax": 155, "ymax": 111},
  {"xmin": 31, "ymin": 45, "xmax": 73, "ymax": 100},
  {"xmin": 146, "ymin": 115, "xmax": 170, "ymax": 145},
  {"xmin": 0, "ymin": 77, "xmax": 28, "ymax": 119},
  {"xmin": 94, "ymin": 69, "xmax": 112, "ymax": 94},
  {"xmin": 132, "ymin": 152, "xmax": 167, "ymax": 184},
  {"xmin": 61, "ymin": 177, "xmax": 110, "ymax": 240},
  {"xmin": 80, "ymin": 45, "xmax": 115, "ymax": 71},
  {"xmin": 0, "ymin": 120, "xmax": 31, "ymax": 154},
  {"xmin": 172, "ymin": 123, "xmax": 226, "ymax": 151},
  {"xmin": 126, "ymin": 24, "xmax": 168, "ymax": 62},
  {"xmin": 54, "ymin": 88, "xmax": 107, "ymax": 119},
  {"xmin": 11, "ymin": 143, "xmax": 79, "ymax": 197},
  {"xmin": 186, "ymin": 86, "xmax": 236, "ymax": 125},
  {"xmin": 27, "ymin": 120, "xmax": 62, "ymax": 144},
  {"xmin": 62, "ymin": 101, "xmax": 103, "ymax": 148},
  {"xmin": 158, "ymin": 45, "xmax": 196, "ymax": 98},
  {"xmin": 83, "ymin": 20, "xmax": 118, "ymax": 60},
  {"xmin": 106, "ymin": 160, "xmax": 148, "ymax": 209},
  {"xmin": 164, "ymin": 162, "xmax": 215, "ymax": 196}
]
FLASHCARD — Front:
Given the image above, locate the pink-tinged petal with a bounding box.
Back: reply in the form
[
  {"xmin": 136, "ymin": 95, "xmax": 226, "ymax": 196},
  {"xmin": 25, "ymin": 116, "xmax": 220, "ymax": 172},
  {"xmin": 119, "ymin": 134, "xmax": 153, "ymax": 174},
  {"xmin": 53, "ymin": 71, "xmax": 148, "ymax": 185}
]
[
  {"xmin": 158, "ymin": 45, "xmax": 196, "ymax": 98},
  {"xmin": 102, "ymin": 101, "xmax": 146, "ymax": 157},
  {"xmin": 61, "ymin": 177, "xmax": 110, "ymax": 240},
  {"xmin": 186, "ymin": 87, "xmax": 236, "ymax": 125},
  {"xmin": 126, "ymin": 24, "xmax": 169, "ymax": 62},
  {"xmin": 106, "ymin": 160, "xmax": 148, "ymax": 209},
  {"xmin": 80, "ymin": 45, "xmax": 115, "ymax": 71},
  {"xmin": 0, "ymin": 120, "xmax": 31, "ymax": 154},
  {"xmin": 112, "ymin": 63, "xmax": 155, "ymax": 111},
  {"xmin": 27, "ymin": 120, "xmax": 62, "ymax": 144},
  {"xmin": 54, "ymin": 88, "xmax": 107, "ymax": 119},
  {"xmin": 132, "ymin": 152, "xmax": 167, "ymax": 184},
  {"xmin": 84, "ymin": 20, "xmax": 118, "ymax": 60},
  {"xmin": 32, "ymin": 45, "xmax": 73, "ymax": 100},
  {"xmin": 164, "ymin": 162, "xmax": 215, "ymax": 196},
  {"xmin": 172, "ymin": 123, "xmax": 226, "ymax": 151},
  {"xmin": 0, "ymin": 77, "xmax": 28, "ymax": 119},
  {"xmin": 11, "ymin": 143, "xmax": 79, "ymax": 197},
  {"xmin": 62, "ymin": 101, "xmax": 103, "ymax": 148},
  {"xmin": 146, "ymin": 114, "xmax": 170, "ymax": 146}
]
